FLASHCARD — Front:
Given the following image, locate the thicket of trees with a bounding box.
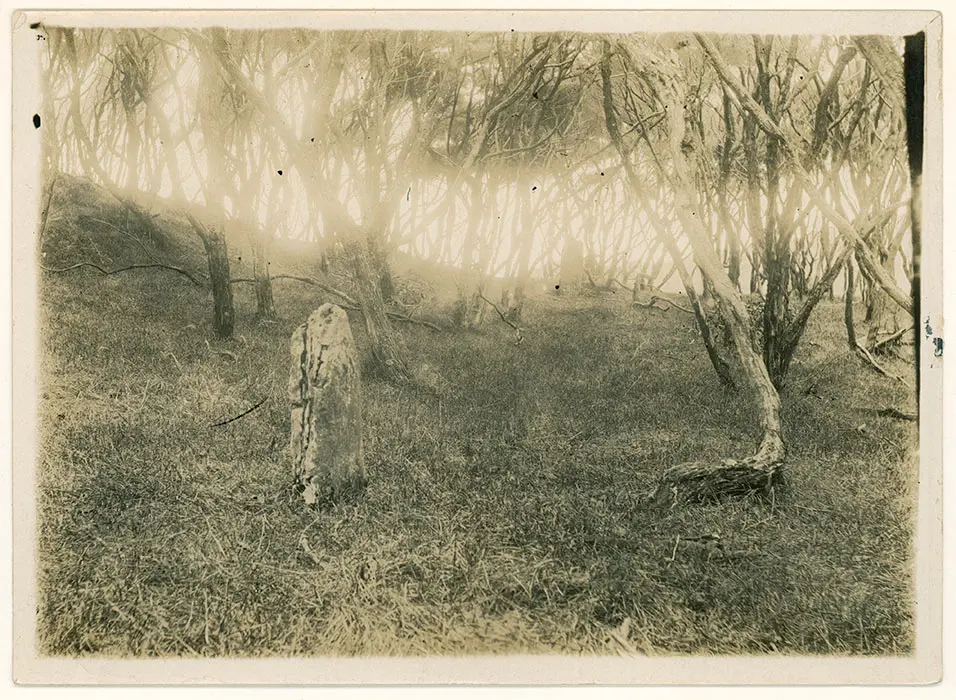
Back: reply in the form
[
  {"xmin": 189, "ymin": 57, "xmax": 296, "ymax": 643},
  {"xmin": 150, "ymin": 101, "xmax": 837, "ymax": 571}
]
[{"xmin": 39, "ymin": 27, "xmax": 918, "ymax": 499}]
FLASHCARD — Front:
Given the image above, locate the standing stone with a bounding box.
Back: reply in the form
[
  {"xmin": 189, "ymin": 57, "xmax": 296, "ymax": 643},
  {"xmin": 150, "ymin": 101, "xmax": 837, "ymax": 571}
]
[{"xmin": 289, "ymin": 304, "xmax": 365, "ymax": 506}]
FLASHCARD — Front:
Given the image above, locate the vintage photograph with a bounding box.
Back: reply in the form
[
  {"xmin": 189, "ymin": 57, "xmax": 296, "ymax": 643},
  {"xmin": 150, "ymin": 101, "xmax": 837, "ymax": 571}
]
[{"xmin": 11, "ymin": 8, "xmax": 943, "ymax": 685}]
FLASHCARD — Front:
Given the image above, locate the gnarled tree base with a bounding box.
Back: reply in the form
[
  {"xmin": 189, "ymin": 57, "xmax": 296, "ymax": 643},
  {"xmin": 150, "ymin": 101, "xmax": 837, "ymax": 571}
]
[{"xmin": 653, "ymin": 454, "xmax": 784, "ymax": 506}]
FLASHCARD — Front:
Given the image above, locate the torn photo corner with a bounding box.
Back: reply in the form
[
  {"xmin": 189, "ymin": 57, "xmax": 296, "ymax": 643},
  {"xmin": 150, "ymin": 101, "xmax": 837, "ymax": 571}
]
[{"xmin": 9, "ymin": 7, "xmax": 943, "ymax": 687}]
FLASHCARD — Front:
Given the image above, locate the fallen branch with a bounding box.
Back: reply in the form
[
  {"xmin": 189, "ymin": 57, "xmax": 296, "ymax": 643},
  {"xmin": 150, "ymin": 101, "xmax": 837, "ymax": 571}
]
[
  {"xmin": 854, "ymin": 342, "xmax": 911, "ymax": 388},
  {"xmin": 632, "ymin": 298, "xmax": 668, "ymax": 312},
  {"xmin": 872, "ymin": 325, "xmax": 914, "ymax": 353},
  {"xmin": 230, "ymin": 274, "xmax": 358, "ymax": 306},
  {"xmin": 232, "ymin": 275, "xmax": 442, "ymax": 331},
  {"xmin": 384, "ymin": 312, "xmax": 441, "ymax": 332},
  {"xmin": 42, "ymin": 261, "xmax": 207, "ymax": 288},
  {"xmin": 477, "ymin": 292, "xmax": 524, "ymax": 345},
  {"xmin": 633, "ymin": 295, "xmax": 694, "ymax": 314},
  {"xmin": 872, "ymin": 407, "xmax": 918, "ymax": 422},
  {"xmin": 211, "ymin": 396, "xmax": 268, "ymax": 428},
  {"xmin": 338, "ymin": 304, "xmax": 441, "ymax": 331},
  {"xmin": 205, "ymin": 339, "xmax": 238, "ymax": 362}
]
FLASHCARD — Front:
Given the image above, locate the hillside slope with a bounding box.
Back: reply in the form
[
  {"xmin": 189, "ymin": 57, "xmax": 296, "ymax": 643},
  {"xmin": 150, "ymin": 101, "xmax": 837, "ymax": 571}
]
[{"xmin": 34, "ymin": 181, "xmax": 918, "ymax": 656}]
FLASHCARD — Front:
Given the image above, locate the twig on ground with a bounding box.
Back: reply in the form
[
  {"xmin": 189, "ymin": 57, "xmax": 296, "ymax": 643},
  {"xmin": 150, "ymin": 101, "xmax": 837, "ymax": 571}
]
[
  {"xmin": 205, "ymin": 339, "xmax": 238, "ymax": 362},
  {"xmin": 211, "ymin": 396, "xmax": 268, "ymax": 428},
  {"xmin": 43, "ymin": 261, "xmax": 208, "ymax": 288},
  {"xmin": 163, "ymin": 351, "xmax": 183, "ymax": 371},
  {"xmin": 477, "ymin": 292, "xmax": 524, "ymax": 345},
  {"xmin": 666, "ymin": 535, "xmax": 681, "ymax": 562}
]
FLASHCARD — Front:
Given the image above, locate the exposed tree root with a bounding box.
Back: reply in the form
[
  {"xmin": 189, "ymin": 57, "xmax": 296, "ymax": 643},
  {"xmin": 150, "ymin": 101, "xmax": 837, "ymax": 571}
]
[
  {"xmin": 652, "ymin": 429, "xmax": 785, "ymax": 506},
  {"xmin": 653, "ymin": 453, "xmax": 784, "ymax": 506}
]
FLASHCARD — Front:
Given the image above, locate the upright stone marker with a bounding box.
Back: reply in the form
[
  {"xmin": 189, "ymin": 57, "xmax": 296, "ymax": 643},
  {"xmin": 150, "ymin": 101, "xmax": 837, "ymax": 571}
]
[{"xmin": 289, "ymin": 304, "xmax": 365, "ymax": 506}]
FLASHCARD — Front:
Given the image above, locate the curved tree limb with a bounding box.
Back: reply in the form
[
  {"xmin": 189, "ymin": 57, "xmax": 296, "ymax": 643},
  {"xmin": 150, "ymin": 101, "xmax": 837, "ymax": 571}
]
[
  {"xmin": 477, "ymin": 291, "xmax": 524, "ymax": 345},
  {"xmin": 42, "ymin": 261, "xmax": 208, "ymax": 288},
  {"xmin": 638, "ymin": 295, "xmax": 694, "ymax": 315},
  {"xmin": 230, "ymin": 275, "xmax": 358, "ymax": 306},
  {"xmin": 231, "ymin": 275, "xmax": 442, "ymax": 331}
]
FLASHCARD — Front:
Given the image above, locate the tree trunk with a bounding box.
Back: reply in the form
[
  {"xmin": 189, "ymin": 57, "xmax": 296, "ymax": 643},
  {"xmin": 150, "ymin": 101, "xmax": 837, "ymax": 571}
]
[
  {"xmin": 559, "ymin": 235, "xmax": 587, "ymax": 294},
  {"xmin": 598, "ymin": 48, "xmax": 735, "ymax": 390},
  {"xmin": 508, "ymin": 172, "xmax": 536, "ymax": 321},
  {"xmin": 845, "ymin": 258, "xmax": 857, "ymax": 350},
  {"xmin": 123, "ymin": 102, "xmax": 141, "ymax": 192},
  {"xmin": 253, "ymin": 235, "xmax": 278, "ymax": 322},
  {"xmin": 195, "ymin": 31, "xmax": 236, "ymax": 339},
  {"xmin": 754, "ymin": 42, "xmax": 793, "ymax": 390},
  {"xmin": 689, "ymin": 273, "xmax": 737, "ymax": 390},
  {"xmin": 343, "ymin": 238, "xmax": 411, "ymax": 382},
  {"xmin": 289, "ymin": 304, "xmax": 365, "ymax": 507},
  {"xmin": 657, "ymin": 189, "xmax": 785, "ymax": 502},
  {"xmin": 719, "ymin": 89, "xmax": 741, "ymax": 289},
  {"xmin": 864, "ymin": 247, "xmax": 897, "ymax": 352},
  {"xmin": 632, "ymin": 52, "xmax": 785, "ymax": 503},
  {"xmin": 458, "ymin": 175, "xmax": 486, "ymax": 329},
  {"xmin": 199, "ymin": 226, "xmax": 235, "ymax": 339}
]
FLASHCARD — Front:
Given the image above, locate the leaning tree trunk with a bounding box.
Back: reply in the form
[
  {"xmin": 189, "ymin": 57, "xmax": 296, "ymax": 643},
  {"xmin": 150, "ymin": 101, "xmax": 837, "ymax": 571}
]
[
  {"xmin": 864, "ymin": 247, "xmax": 899, "ymax": 352},
  {"xmin": 845, "ymin": 258, "xmax": 857, "ymax": 350},
  {"xmin": 599, "ymin": 48, "xmax": 735, "ymax": 391},
  {"xmin": 639, "ymin": 49, "xmax": 785, "ymax": 503},
  {"xmin": 690, "ymin": 271, "xmax": 737, "ymax": 390},
  {"xmin": 343, "ymin": 237, "xmax": 411, "ymax": 382},
  {"xmin": 194, "ymin": 31, "xmax": 236, "ymax": 339},
  {"xmin": 199, "ymin": 225, "xmax": 235, "ymax": 339},
  {"xmin": 289, "ymin": 304, "xmax": 365, "ymax": 506}
]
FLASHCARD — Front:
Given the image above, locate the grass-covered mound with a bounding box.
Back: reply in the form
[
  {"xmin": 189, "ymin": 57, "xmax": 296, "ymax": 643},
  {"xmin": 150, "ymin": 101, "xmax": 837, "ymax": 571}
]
[{"xmin": 35, "ymin": 179, "xmax": 917, "ymax": 656}]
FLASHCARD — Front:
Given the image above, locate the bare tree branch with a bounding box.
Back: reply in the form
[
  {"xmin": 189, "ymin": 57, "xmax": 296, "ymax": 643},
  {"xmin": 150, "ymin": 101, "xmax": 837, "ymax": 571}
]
[{"xmin": 43, "ymin": 261, "xmax": 207, "ymax": 288}]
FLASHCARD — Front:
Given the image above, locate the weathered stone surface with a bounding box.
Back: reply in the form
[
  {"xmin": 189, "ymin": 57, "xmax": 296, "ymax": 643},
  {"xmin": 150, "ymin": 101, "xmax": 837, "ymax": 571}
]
[{"xmin": 289, "ymin": 304, "xmax": 365, "ymax": 506}]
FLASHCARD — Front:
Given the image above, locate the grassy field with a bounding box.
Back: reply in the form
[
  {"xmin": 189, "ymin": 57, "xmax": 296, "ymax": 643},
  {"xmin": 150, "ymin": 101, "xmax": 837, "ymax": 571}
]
[{"xmin": 34, "ymin": 180, "xmax": 918, "ymax": 657}]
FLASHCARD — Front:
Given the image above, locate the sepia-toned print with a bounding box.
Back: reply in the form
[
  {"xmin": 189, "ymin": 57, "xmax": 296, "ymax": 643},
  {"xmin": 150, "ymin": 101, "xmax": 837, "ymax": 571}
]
[{"xmin": 11, "ymin": 9, "xmax": 942, "ymax": 685}]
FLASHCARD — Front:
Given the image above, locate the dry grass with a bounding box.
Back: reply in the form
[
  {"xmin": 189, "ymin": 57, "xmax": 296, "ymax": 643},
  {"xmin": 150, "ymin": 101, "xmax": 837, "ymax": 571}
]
[{"xmin": 34, "ymin": 177, "xmax": 918, "ymax": 657}]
